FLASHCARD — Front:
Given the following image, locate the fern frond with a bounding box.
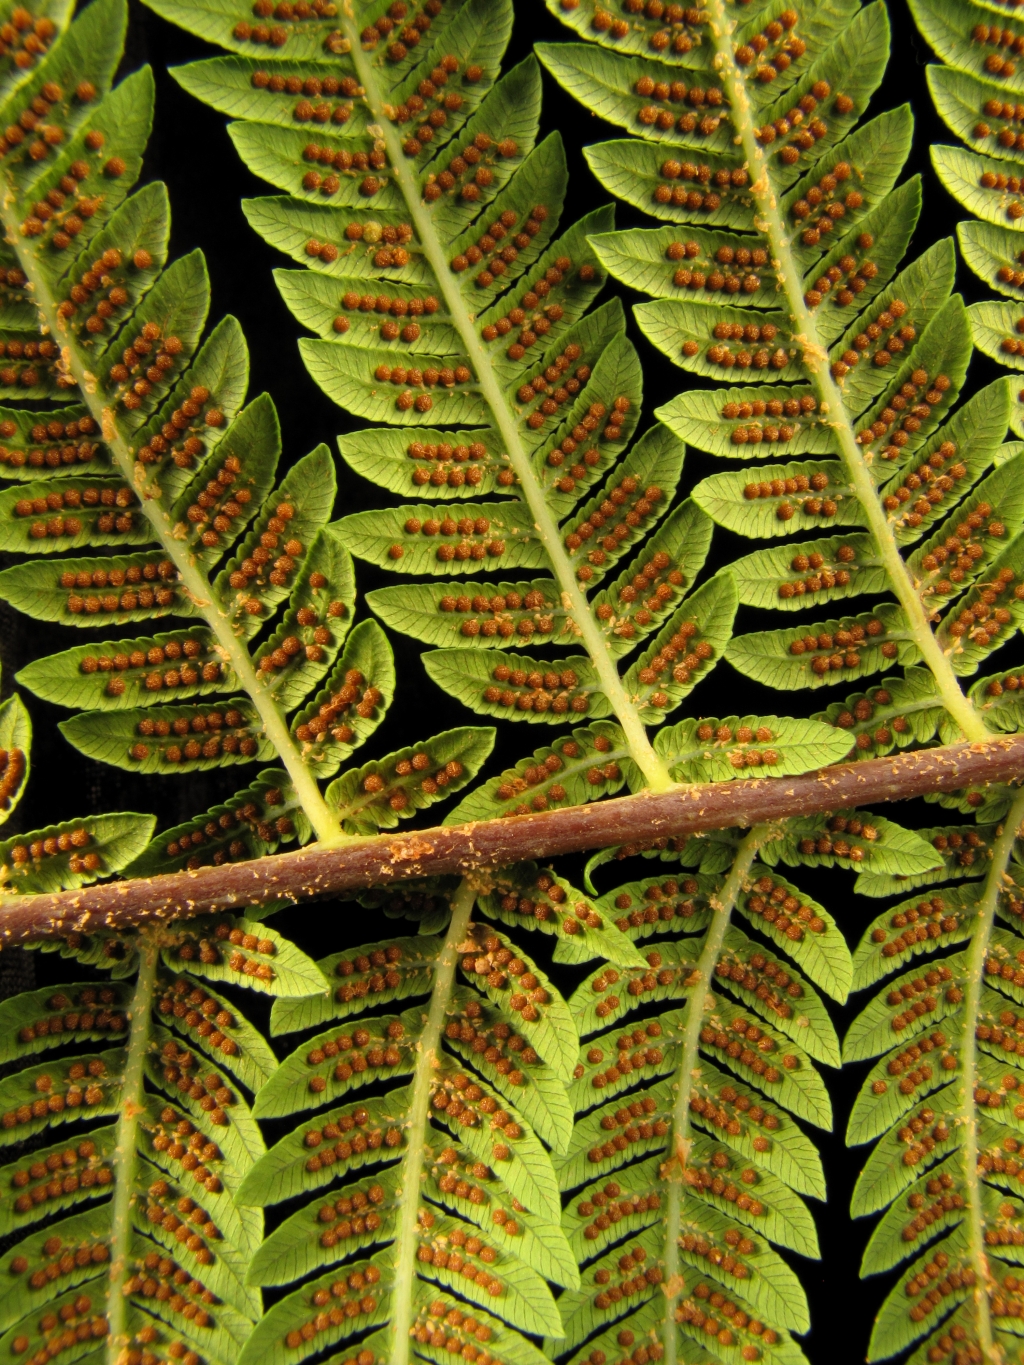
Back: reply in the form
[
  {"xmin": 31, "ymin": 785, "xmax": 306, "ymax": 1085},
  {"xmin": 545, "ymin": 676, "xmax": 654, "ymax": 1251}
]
[
  {"xmin": 221, "ymin": 877, "xmax": 593, "ymax": 1365},
  {"xmin": 0, "ymin": 909, "xmax": 327, "ymax": 1365}
]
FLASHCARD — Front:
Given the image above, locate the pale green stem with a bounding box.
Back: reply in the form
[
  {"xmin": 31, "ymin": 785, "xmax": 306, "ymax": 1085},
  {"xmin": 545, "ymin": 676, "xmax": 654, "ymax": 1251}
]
[
  {"xmin": 106, "ymin": 930, "xmax": 159, "ymax": 1365},
  {"xmin": 0, "ymin": 196, "xmax": 340, "ymax": 842},
  {"xmin": 662, "ymin": 826, "xmax": 763, "ymax": 1365},
  {"xmin": 388, "ymin": 877, "xmax": 476, "ymax": 1365},
  {"xmin": 343, "ymin": 22, "xmax": 673, "ymax": 791},
  {"xmin": 704, "ymin": 0, "xmax": 990, "ymax": 745},
  {"xmin": 958, "ymin": 786, "xmax": 1024, "ymax": 1363}
]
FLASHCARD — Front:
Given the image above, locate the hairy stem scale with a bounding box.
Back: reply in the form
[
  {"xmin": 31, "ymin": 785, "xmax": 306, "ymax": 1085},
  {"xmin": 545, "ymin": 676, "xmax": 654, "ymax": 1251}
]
[
  {"xmin": 343, "ymin": 29, "xmax": 673, "ymax": 792},
  {"xmin": 704, "ymin": 0, "xmax": 990, "ymax": 747},
  {"xmin": 0, "ymin": 193, "xmax": 340, "ymax": 843}
]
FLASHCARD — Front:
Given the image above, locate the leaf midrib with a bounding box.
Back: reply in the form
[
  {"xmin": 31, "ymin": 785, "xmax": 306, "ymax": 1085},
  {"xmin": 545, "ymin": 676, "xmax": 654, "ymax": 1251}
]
[{"xmin": 343, "ymin": 30, "xmax": 672, "ymax": 791}]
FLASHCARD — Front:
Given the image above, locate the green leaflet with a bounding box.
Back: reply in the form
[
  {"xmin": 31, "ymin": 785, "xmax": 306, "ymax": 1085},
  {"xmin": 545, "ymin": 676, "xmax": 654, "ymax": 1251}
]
[
  {"xmin": 424, "ymin": 649, "xmax": 609, "ymax": 724},
  {"xmin": 654, "ymin": 712, "xmax": 855, "ymax": 781},
  {"xmin": 477, "ymin": 863, "xmax": 646, "ymax": 970},
  {"xmin": 336, "ymin": 500, "xmax": 545, "ymax": 575},
  {"xmin": 367, "ymin": 577, "xmax": 569, "ymax": 650},
  {"xmin": 124, "ymin": 770, "xmax": 309, "ymax": 877},
  {"xmin": 160, "ymin": 915, "xmax": 329, "ymax": 999},
  {"xmin": 325, "ymin": 726, "xmax": 495, "ymax": 833},
  {"xmin": 444, "ymin": 722, "xmax": 634, "ymax": 822},
  {"xmin": 622, "ymin": 571, "xmax": 738, "ymax": 721},
  {"xmin": 726, "ymin": 604, "xmax": 915, "ymax": 691},
  {"xmin": 59, "ymin": 697, "xmax": 271, "ymax": 774},
  {"xmin": 0, "ymin": 694, "xmax": 30, "ymax": 825},
  {"xmin": 289, "ymin": 617, "xmax": 395, "ymax": 778},
  {"xmin": 16, "ymin": 628, "xmax": 233, "ymax": 711},
  {"xmin": 0, "ymin": 812, "xmax": 154, "ymax": 894}
]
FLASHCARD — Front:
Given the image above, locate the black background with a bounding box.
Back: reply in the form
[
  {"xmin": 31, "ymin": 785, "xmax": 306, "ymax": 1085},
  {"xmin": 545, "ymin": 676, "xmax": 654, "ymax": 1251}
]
[{"xmin": 3, "ymin": 1, "xmax": 1018, "ymax": 1359}]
